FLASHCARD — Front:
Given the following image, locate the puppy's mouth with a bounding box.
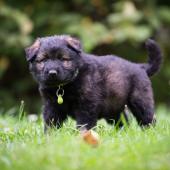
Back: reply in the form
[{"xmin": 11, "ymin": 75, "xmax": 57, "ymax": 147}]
[
  {"xmin": 44, "ymin": 80, "xmax": 69, "ymax": 87},
  {"xmin": 44, "ymin": 69, "xmax": 79, "ymax": 87}
]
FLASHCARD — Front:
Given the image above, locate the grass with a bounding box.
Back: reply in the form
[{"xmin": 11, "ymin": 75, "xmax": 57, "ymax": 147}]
[{"xmin": 0, "ymin": 106, "xmax": 170, "ymax": 170}]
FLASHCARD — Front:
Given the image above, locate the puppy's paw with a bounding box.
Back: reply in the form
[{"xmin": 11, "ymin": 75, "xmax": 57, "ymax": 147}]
[{"xmin": 81, "ymin": 130, "xmax": 100, "ymax": 147}]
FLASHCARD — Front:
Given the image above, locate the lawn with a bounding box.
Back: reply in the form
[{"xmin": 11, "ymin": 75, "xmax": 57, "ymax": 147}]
[{"xmin": 0, "ymin": 106, "xmax": 170, "ymax": 170}]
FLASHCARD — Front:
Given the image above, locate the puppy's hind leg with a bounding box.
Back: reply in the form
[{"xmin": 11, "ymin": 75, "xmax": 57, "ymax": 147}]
[
  {"xmin": 128, "ymin": 77, "xmax": 156, "ymax": 127},
  {"xmin": 106, "ymin": 107, "xmax": 129, "ymax": 129}
]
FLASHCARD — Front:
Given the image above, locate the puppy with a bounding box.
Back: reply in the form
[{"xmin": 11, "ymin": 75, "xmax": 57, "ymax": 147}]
[{"xmin": 25, "ymin": 35, "xmax": 162, "ymax": 133}]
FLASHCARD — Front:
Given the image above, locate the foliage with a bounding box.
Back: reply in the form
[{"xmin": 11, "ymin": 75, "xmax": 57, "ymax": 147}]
[
  {"xmin": 0, "ymin": 0, "xmax": 170, "ymax": 112},
  {"xmin": 0, "ymin": 107, "xmax": 170, "ymax": 170}
]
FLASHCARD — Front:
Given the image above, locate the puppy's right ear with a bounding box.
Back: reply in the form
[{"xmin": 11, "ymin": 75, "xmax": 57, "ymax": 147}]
[{"xmin": 25, "ymin": 38, "xmax": 40, "ymax": 62}]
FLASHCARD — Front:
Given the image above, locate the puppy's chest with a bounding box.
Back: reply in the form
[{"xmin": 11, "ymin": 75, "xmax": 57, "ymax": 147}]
[
  {"xmin": 60, "ymin": 89, "xmax": 79, "ymax": 109},
  {"xmin": 65, "ymin": 91, "xmax": 80, "ymax": 104}
]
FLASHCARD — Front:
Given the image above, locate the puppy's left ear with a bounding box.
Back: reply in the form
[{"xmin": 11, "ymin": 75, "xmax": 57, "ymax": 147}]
[
  {"xmin": 66, "ymin": 37, "xmax": 82, "ymax": 53},
  {"xmin": 25, "ymin": 38, "xmax": 40, "ymax": 62}
]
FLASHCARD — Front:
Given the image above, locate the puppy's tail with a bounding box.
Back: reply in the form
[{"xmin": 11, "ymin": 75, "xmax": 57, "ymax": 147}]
[{"xmin": 141, "ymin": 39, "xmax": 162, "ymax": 77}]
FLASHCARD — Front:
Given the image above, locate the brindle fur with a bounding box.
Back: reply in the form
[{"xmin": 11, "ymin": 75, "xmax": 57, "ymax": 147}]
[{"xmin": 25, "ymin": 35, "xmax": 162, "ymax": 131}]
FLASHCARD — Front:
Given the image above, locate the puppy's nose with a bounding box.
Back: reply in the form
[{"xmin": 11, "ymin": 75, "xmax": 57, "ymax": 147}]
[{"xmin": 48, "ymin": 70, "xmax": 57, "ymax": 77}]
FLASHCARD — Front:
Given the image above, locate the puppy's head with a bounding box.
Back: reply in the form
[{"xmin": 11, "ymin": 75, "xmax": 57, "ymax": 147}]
[{"xmin": 25, "ymin": 35, "xmax": 82, "ymax": 88}]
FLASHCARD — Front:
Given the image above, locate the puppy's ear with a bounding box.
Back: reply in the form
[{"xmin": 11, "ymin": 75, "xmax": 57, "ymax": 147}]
[
  {"xmin": 25, "ymin": 38, "xmax": 40, "ymax": 62},
  {"xmin": 66, "ymin": 37, "xmax": 82, "ymax": 53}
]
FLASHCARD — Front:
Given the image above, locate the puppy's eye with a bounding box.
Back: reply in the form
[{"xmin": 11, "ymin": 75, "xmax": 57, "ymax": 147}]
[
  {"xmin": 36, "ymin": 54, "xmax": 49, "ymax": 63},
  {"xmin": 36, "ymin": 58, "xmax": 46, "ymax": 63},
  {"xmin": 62, "ymin": 55, "xmax": 71, "ymax": 61},
  {"xmin": 36, "ymin": 59, "xmax": 43, "ymax": 63},
  {"xmin": 57, "ymin": 53, "xmax": 70, "ymax": 61}
]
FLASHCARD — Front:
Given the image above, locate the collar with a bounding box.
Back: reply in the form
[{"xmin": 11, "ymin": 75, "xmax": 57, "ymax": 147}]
[{"xmin": 56, "ymin": 68, "xmax": 79, "ymax": 104}]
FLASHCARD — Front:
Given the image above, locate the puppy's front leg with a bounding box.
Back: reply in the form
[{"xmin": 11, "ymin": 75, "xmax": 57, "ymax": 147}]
[
  {"xmin": 75, "ymin": 111, "xmax": 100, "ymax": 146},
  {"xmin": 43, "ymin": 101, "xmax": 67, "ymax": 133}
]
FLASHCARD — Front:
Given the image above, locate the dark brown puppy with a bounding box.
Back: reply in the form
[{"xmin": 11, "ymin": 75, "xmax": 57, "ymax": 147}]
[{"xmin": 25, "ymin": 35, "xmax": 162, "ymax": 131}]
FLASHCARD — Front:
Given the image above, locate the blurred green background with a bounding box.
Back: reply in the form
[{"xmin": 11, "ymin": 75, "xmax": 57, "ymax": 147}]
[{"xmin": 0, "ymin": 0, "xmax": 170, "ymax": 115}]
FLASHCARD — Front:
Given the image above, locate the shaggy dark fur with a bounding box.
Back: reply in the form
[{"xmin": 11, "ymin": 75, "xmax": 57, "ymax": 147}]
[{"xmin": 25, "ymin": 35, "xmax": 162, "ymax": 131}]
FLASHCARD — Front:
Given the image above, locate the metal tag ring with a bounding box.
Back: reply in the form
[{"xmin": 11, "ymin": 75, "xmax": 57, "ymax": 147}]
[{"xmin": 56, "ymin": 86, "xmax": 64, "ymax": 96}]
